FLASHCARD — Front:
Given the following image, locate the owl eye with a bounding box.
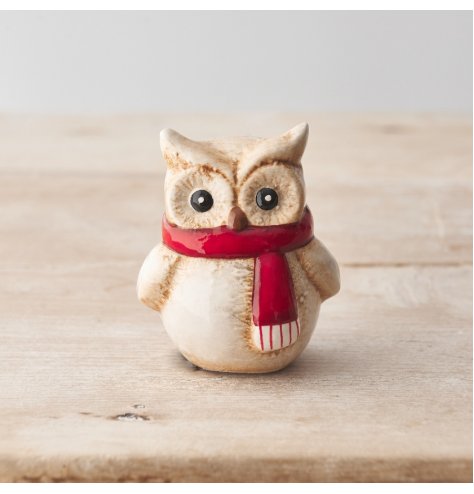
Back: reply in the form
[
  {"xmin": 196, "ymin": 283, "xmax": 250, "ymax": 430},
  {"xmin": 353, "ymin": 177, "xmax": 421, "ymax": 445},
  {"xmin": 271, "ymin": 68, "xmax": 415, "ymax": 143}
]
[
  {"xmin": 256, "ymin": 188, "xmax": 278, "ymax": 210},
  {"xmin": 190, "ymin": 189, "xmax": 214, "ymax": 213}
]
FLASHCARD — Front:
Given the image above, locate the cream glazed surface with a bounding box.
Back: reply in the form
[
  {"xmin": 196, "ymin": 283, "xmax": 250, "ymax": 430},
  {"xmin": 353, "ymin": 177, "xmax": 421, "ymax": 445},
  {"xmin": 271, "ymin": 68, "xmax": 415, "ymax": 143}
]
[
  {"xmin": 159, "ymin": 244, "xmax": 320, "ymax": 373},
  {"xmin": 137, "ymin": 123, "xmax": 340, "ymax": 373}
]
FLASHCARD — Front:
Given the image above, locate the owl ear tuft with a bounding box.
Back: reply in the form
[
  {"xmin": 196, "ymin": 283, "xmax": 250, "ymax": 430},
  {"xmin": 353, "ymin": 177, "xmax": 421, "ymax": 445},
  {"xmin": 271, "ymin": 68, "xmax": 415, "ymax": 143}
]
[
  {"xmin": 160, "ymin": 128, "xmax": 196, "ymax": 166},
  {"xmin": 160, "ymin": 128, "xmax": 232, "ymax": 172},
  {"xmin": 278, "ymin": 122, "xmax": 309, "ymax": 163},
  {"xmin": 236, "ymin": 122, "xmax": 309, "ymax": 181}
]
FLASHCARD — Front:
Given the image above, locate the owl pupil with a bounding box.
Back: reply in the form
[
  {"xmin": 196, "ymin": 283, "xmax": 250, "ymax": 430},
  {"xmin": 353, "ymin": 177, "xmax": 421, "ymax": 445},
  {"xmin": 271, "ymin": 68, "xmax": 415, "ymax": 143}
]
[
  {"xmin": 256, "ymin": 188, "xmax": 278, "ymax": 210},
  {"xmin": 190, "ymin": 190, "xmax": 213, "ymax": 213}
]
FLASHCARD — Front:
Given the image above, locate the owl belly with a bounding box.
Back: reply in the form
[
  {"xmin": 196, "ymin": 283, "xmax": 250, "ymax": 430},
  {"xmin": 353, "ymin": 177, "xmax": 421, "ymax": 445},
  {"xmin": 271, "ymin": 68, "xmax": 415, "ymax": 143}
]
[{"xmin": 161, "ymin": 252, "xmax": 321, "ymax": 373}]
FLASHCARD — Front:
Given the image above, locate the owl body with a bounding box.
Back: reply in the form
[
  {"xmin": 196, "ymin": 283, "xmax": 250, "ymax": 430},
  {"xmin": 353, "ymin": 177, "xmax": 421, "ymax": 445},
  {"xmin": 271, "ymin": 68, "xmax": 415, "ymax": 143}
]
[{"xmin": 138, "ymin": 124, "xmax": 340, "ymax": 373}]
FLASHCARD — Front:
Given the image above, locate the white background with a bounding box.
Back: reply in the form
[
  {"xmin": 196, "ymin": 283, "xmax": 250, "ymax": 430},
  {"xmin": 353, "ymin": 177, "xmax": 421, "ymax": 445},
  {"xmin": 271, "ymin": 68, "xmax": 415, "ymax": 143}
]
[{"xmin": 0, "ymin": 10, "xmax": 471, "ymax": 113}]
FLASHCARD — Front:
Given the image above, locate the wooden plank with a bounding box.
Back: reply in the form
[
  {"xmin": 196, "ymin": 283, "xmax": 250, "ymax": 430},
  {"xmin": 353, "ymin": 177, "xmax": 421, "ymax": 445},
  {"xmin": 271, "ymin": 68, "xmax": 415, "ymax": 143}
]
[
  {"xmin": 0, "ymin": 114, "xmax": 471, "ymax": 181},
  {"xmin": 0, "ymin": 114, "xmax": 470, "ymax": 265},
  {"xmin": 0, "ymin": 114, "xmax": 471, "ymax": 481},
  {"xmin": 0, "ymin": 174, "xmax": 470, "ymax": 267},
  {"xmin": 0, "ymin": 264, "xmax": 471, "ymax": 482}
]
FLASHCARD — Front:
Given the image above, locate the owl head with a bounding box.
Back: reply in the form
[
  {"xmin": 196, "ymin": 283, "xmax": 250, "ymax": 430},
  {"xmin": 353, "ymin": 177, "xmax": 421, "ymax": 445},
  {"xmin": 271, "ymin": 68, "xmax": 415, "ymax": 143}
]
[{"xmin": 160, "ymin": 123, "xmax": 309, "ymax": 230}]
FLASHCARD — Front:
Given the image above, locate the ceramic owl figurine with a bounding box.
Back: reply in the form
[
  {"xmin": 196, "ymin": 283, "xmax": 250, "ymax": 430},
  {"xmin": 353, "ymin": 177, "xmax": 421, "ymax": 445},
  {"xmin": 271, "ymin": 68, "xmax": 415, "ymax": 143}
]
[{"xmin": 137, "ymin": 123, "xmax": 340, "ymax": 373}]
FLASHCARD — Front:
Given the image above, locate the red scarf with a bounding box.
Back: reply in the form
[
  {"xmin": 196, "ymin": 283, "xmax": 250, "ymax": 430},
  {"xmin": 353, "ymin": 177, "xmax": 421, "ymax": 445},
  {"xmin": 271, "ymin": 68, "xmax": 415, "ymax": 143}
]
[{"xmin": 162, "ymin": 208, "xmax": 314, "ymax": 327}]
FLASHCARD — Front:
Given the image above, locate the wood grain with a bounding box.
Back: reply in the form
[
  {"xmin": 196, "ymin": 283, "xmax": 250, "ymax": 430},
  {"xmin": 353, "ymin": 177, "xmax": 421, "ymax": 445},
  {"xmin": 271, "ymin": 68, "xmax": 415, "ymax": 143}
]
[{"xmin": 0, "ymin": 114, "xmax": 471, "ymax": 482}]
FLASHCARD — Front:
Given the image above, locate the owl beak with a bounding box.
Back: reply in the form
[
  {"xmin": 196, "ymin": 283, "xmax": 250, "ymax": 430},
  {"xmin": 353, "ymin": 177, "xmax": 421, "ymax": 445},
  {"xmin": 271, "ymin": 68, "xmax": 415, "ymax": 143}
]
[{"xmin": 228, "ymin": 206, "xmax": 248, "ymax": 231}]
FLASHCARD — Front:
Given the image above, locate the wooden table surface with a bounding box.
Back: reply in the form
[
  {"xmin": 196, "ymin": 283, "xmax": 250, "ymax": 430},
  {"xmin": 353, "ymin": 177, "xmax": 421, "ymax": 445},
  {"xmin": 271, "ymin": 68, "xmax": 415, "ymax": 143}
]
[{"xmin": 0, "ymin": 114, "xmax": 471, "ymax": 482}]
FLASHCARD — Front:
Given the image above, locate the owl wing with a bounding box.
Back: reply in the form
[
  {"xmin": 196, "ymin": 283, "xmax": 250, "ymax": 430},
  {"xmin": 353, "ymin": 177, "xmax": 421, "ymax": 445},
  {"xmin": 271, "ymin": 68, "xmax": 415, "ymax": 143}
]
[
  {"xmin": 137, "ymin": 242, "xmax": 181, "ymax": 312},
  {"xmin": 295, "ymin": 237, "xmax": 340, "ymax": 302}
]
